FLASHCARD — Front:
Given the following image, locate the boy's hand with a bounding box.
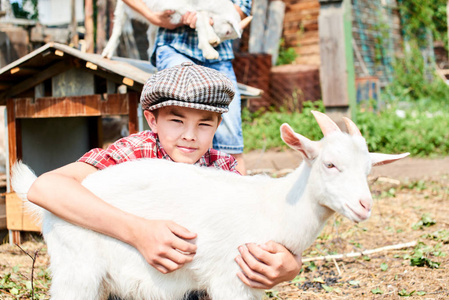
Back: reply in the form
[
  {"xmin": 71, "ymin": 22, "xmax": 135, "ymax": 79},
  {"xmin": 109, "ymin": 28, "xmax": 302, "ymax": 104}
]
[
  {"xmin": 131, "ymin": 218, "xmax": 197, "ymax": 274},
  {"xmin": 150, "ymin": 10, "xmax": 180, "ymax": 29},
  {"xmin": 181, "ymin": 11, "xmax": 214, "ymax": 29},
  {"xmin": 235, "ymin": 241, "xmax": 302, "ymax": 289}
]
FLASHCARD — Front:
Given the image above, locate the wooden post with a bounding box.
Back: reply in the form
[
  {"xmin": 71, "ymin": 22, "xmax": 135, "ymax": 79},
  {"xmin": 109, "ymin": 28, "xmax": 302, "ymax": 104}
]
[
  {"xmin": 6, "ymin": 98, "xmax": 23, "ymax": 244},
  {"xmin": 248, "ymin": 0, "xmax": 268, "ymax": 53},
  {"xmin": 96, "ymin": 0, "xmax": 107, "ymax": 54},
  {"xmin": 85, "ymin": 0, "xmax": 95, "ymax": 53},
  {"xmin": 263, "ymin": 0, "xmax": 286, "ymax": 65},
  {"xmin": 318, "ymin": 0, "xmax": 356, "ymax": 123},
  {"xmin": 70, "ymin": 0, "xmax": 79, "ymax": 47}
]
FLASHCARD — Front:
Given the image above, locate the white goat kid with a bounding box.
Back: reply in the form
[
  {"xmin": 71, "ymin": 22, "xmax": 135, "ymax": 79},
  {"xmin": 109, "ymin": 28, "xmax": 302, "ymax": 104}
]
[
  {"xmin": 102, "ymin": 0, "xmax": 250, "ymax": 60},
  {"xmin": 12, "ymin": 111, "xmax": 409, "ymax": 300}
]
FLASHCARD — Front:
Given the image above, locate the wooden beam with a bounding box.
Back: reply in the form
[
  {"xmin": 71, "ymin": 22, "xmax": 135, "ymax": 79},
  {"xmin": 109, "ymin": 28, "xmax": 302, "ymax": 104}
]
[
  {"xmin": 83, "ymin": 67, "xmax": 143, "ymax": 92},
  {"xmin": 8, "ymin": 67, "xmax": 41, "ymax": 76},
  {"xmin": 0, "ymin": 59, "xmax": 75, "ymax": 101},
  {"xmin": 13, "ymin": 94, "xmax": 131, "ymax": 119},
  {"xmin": 7, "ymin": 98, "xmax": 21, "ymax": 190}
]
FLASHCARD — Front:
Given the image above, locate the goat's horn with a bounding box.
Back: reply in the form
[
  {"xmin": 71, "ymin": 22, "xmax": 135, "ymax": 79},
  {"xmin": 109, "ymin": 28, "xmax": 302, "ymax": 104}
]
[
  {"xmin": 311, "ymin": 110, "xmax": 341, "ymax": 137},
  {"xmin": 240, "ymin": 16, "xmax": 253, "ymax": 29},
  {"xmin": 342, "ymin": 117, "xmax": 362, "ymax": 136}
]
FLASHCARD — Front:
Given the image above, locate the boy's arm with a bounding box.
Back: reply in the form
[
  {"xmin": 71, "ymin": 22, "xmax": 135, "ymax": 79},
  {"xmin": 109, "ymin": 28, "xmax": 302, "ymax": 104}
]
[
  {"xmin": 235, "ymin": 241, "xmax": 302, "ymax": 289},
  {"xmin": 27, "ymin": 161, "xmax": 197, "ymax": 274},
  {"xmin": 121, "ymin": 0, "xmax": 181, "ymax": 29}
]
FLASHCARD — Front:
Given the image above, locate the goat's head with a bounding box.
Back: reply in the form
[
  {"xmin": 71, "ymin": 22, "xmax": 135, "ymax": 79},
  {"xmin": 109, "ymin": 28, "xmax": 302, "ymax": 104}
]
[
  {"xmin": 280, "ymin": 111, "xmax": 409, "ymax": 223},
  {"xmin": 211, "ymin": 15, "xmax": 252, "ymax": 44}
]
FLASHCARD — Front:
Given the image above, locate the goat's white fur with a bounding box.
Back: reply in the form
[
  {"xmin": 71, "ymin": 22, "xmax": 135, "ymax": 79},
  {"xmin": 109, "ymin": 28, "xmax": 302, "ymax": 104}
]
[
  {"xmin": 102, "ymin": 0, "xmax": 244, "ymax": 60},
  {"xmin": 11, "ymin": 111, "xmax": 409, "ymax": 300}
]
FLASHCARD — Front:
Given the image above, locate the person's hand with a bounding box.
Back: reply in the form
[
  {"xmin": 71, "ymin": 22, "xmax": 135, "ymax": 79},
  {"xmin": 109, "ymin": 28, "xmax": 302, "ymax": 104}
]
[
  {"xmin": 149, "ymin": 10, "xmax": 180, "ymax": 29},
  {"xmin": 129, "ymin": 218, "xmax": 197, "ymax": 274},
  {"xmin": 181, "ymin": 11, "xmax": 197, "ymax": 29},
  {"xmin": 180, "ymin": 11, "xmax": 214, "ymax": 29},
  {"xmin": 235, "ymin": 241, "xmax": 302, "ymax": 289}
]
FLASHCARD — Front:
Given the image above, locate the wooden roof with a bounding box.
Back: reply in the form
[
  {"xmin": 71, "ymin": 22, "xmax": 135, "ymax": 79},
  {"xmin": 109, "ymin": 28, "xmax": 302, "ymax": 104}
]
[{"xmin": 0, "ymin": 42, "xmax": 262, "ymax": 105}]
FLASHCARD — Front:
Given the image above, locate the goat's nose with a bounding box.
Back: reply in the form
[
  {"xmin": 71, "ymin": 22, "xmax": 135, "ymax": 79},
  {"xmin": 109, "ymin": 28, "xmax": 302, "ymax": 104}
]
[{"xmin": 359, "ymin": 198, "xmax": 372, "ymax": 211}]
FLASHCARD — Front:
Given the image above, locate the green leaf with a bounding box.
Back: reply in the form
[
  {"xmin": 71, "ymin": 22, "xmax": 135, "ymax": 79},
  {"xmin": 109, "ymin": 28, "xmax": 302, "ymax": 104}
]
[
  {"xmin": 322, "ymin": 284, "xmax": 334, "ymax": 292},
  {"xmin": 313, "ymin": 277, "xmax": 325, "ymax": 283},
  {"xmin": 380, "ymin": 262, "xmax": 388, "ymax": 271},
  {"xmin": 416, "ymin": 291, "xmax": 426, "ymax": 296},
  {"xmin": 306, "ymin": 261, "xmax": 317, "ymax": 272},
  {"xmin": 10, "ymin": 287, "xmax": 19, "ymax": 295},
  {"xmin": 398, "ymin": 289, "xmax": 415, "ymax": 296},
  {"xmin": 349, "ymin": 280, "xmax": 360, "ymax": 286},
  {"xmin": 371, "ymin": 287, "xmax": 383, "ymax": 294},
  {"xmin": 291, "ymin": 276, "xmax": 306, "ymax": 284}
]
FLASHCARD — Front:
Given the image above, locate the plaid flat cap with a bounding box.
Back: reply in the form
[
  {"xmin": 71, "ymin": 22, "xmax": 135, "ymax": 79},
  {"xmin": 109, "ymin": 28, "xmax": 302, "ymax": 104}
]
[{"xmin": 140, "ymin": 62, "xmax": 235, "ymax": 113}]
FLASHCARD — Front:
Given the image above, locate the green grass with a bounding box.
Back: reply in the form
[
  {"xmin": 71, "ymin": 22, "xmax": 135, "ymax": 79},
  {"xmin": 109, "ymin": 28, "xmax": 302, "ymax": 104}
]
[{"xmin": 242, "ymin": 99, "xmax": 449, "ymax": 156}]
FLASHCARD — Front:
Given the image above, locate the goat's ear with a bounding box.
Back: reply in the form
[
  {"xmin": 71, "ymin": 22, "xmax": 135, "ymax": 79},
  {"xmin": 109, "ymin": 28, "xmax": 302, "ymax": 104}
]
[
  {"xmin": 280, "ymin": 123, "xmax": 319, "ymax": 160},
  {"xmin": 370, "ymin": 152, "xmax": 410, "ymax": 166},
  {"xmin": 240, "ymin": 16, "xmax": 253, "ymax": 30},
  {"xmin": 231, "ymin": 20, "xmax": 242, "ymax": 38}
]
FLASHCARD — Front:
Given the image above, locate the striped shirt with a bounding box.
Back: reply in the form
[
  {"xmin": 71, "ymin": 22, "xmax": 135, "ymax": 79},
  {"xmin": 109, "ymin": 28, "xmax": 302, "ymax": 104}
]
[
  {"xmin": 78, "ymin": 131, "xmax": 239, "ymax": 173},
  {"xmin": 151, "ymin": 0, "xmax": 252, "ymax": 65}
]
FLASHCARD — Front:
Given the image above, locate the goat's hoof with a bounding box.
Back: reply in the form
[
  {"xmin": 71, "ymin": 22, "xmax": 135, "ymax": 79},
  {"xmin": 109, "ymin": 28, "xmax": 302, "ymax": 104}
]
[
  {"xmin": 101, "ymin": 50, "xmax": 112, "ymax": 59},
  {"xmin": 208, "ymin": 39, "xmax": 220, "ymax": 47},
  {"xmin": 204, "ymin": 50, "xmax": 219, "ymax": 60}
]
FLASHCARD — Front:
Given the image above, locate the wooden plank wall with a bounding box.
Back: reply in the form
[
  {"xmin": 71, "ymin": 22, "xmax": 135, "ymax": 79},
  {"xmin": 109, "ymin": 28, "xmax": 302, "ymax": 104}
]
[
  {"xmin": 282, "ymin": 0, "xmax": 321, "ymax": 66},
  {"xmin": 274, "ymin": 0, "xmax": 402, "ymax": 79}
]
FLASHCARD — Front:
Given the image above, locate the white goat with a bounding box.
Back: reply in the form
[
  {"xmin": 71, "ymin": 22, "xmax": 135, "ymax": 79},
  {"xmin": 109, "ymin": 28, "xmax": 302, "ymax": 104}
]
[
  {"xmin": 101, "ymin": 0, "xmax": 251, "ymax": 60},
  {"xmin": 12, "ymin": 111, "xmax": 408, "ymax": 300}
]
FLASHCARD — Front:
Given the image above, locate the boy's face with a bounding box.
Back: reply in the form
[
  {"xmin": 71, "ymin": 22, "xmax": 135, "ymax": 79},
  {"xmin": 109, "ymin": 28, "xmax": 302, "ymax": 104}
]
[{"xmin": 144, "ymin": 106, "xmax": 221, "ymax": 164}]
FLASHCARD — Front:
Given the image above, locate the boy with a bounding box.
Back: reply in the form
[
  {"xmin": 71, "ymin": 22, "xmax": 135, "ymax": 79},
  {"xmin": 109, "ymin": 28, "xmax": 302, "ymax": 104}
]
[
  {"xmin": 121, "ymin": 0, "xmax": 250, "ymax": 174},
  {"xmin": 27, "ymin": 63, "xmax": 302, "ymax": 296}
]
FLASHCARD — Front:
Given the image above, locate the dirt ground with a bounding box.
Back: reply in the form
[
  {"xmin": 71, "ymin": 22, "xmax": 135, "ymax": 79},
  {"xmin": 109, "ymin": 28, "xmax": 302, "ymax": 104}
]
[
  {"xmin": 246, "ymin": 150, "xmax": 449, "ymax": 299},
  {"xmin": 0, "ymin": 150, "xmax": 448, "ymax": 299}
]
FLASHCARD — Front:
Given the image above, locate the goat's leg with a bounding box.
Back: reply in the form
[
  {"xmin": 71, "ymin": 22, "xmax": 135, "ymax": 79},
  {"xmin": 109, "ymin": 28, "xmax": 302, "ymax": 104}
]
[
  {"xmin": 45, "ymin": 231, "xmax": 108, "ymax": 300},
  {"xmin": 195, "ymin": 11, "xmax": 219, "ymax": 60},
  {"xmin": 102, "ymin": 0, "xmax": 127, "ymax": 58},
  {"xmin": 207, "ymin": 275, "xmax": 264, "ymax": 300},
  {"xmin": 48, "ymin": 259, "xmax": 107, "ymax": 300}
]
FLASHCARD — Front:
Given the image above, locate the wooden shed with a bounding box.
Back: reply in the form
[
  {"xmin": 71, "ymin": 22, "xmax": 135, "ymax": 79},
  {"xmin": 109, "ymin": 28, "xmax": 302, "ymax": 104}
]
[
  {"xmin": 0, "ymin": 42, "xmax": 262, "ymax": 243},
  {"xmin": 0, "ymin": 42, "xmax": 148, "ymax": 243}
]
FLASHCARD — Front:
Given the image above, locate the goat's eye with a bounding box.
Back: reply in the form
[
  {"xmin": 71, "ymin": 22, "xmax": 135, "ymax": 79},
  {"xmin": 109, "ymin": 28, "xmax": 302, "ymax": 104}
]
[{"xmin": 325, "ymin": 162, "xmax": 335, "ymax": 169}]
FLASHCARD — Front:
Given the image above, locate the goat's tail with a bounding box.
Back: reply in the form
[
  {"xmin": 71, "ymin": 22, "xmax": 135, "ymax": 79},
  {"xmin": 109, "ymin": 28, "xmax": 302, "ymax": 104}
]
[{"xmin": 11, "ymin": 161, "xmax": 43, "ymax": 222}]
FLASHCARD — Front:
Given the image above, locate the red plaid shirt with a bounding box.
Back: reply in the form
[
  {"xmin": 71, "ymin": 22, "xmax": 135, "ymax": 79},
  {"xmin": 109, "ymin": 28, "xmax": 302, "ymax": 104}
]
[{"xmin": 78, "ymin": 131, "xmax": 240, "ymax": 174}]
